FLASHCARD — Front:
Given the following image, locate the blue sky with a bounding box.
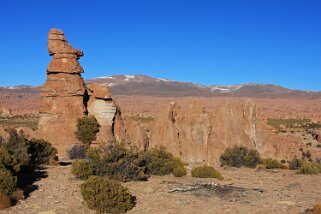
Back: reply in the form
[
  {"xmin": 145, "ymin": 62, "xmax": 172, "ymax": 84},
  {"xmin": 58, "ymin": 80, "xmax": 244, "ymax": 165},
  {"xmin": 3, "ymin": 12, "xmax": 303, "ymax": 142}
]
[{"xmin": 0, "ymin": 0, "xmax": 320, "ymax": 91}]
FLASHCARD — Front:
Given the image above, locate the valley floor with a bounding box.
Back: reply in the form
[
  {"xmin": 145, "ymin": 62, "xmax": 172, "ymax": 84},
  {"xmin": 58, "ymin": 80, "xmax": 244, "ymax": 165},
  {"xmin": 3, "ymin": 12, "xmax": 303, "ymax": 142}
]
[{"xmin": 1, "ymin": 165, "xmax": 320, "ymax": 214}]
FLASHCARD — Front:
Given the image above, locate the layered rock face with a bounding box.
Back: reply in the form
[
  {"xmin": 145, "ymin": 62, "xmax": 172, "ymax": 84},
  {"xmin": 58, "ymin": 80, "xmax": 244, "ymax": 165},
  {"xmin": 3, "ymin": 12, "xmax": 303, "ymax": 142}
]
[
  {"xmin": 87, "ymin": 83, "xmax": 117, "ymax": 143},
  {"xmin": 150, "ymin": 100, "xmax": 210, "ymax": 163},
  {"xmin": 37, "ymin": 29, "xmax": 87, "ymax": 157},
  {"xmin": 145, "ymin": 99, "xmax": 302, "ymax": 164}
]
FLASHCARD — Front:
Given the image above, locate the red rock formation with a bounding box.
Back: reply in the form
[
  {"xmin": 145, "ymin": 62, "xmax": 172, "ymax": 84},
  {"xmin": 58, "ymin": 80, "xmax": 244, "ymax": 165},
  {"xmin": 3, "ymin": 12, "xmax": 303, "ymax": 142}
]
[
  {"xmin": 87, "ymin": 83, "xmax": 116, "ymax": 143},
  {"xmin": 36, "ymin": 29, "xmax": 87, "ymax": 158},
  {"xmin": 121, "ymin": 115, "xmax": 149, "ymax": 150},
  {"xmin": 147, "ymin": 99, "xmax": 303, "ymax": 164},
  {"xmin": 150, "ymin": 100, "xmax": 211, "ymax": 163},
  {"xmin": 34, "ymin": 29, "xmax": 129, "ymax": 159}
]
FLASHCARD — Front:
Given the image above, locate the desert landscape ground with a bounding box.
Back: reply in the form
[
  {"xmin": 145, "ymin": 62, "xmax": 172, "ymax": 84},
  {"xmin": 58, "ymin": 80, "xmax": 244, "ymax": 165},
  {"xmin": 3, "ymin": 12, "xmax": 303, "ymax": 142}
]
[{"xmin": 0, "ymin": 164, "xmax": 321, "ymax": 214}]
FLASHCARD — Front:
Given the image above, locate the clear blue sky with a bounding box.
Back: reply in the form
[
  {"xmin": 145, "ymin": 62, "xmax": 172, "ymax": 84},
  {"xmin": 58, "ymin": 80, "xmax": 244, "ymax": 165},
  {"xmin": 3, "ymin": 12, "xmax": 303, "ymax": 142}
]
[{"xmin": 1, "ymin": 0, "xmax": 320, "ymax": 91}]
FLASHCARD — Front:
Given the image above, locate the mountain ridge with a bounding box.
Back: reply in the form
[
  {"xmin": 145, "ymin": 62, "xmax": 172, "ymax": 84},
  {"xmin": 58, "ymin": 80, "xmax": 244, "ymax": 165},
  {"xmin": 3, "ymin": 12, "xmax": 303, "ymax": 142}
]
[{"xmin": 1, "ymin": 74, "xmax": 321, "ymax": 99}]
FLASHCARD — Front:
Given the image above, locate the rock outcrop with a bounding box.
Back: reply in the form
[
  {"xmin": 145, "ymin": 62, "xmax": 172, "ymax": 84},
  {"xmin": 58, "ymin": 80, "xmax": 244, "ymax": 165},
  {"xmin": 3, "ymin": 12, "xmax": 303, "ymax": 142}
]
[
  {"xmin": 87, "ymin": 83, "xmax": 117, "ymax": 143},
  {"xmin": 150, "ymin": 100, "xmax": 210, "ymax": 163},
  {"xmin": 146, "ymin": 99, "xmax": 302, "ymax": 164},
  {"xmin": 36, "ymin": 29, "xmax": 87, "ymax": 157},
  {"xmin": 35, "ymin": 29, "xmax": 128, "ymax": 158}
]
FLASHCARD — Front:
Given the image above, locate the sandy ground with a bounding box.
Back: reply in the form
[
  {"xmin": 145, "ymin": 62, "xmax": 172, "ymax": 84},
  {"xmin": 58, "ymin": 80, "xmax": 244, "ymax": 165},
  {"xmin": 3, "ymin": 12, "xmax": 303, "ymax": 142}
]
[{"xmin": 1, "ymin": 165, "xmax": 321, "ymax": 214}]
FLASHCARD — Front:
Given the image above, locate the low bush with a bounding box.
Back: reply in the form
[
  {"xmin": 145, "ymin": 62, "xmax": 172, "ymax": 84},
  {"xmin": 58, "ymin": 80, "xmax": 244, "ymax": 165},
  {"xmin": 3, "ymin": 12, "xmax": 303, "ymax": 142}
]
[
  {"xmin": 68, "ymin": 144, "xmax": 88, "ymax": 160},
  {"xmin": 0, "ymin": 145, "xmax": 20, "ymax": 173},
  {"xmin": 0, "ymin": 168, "xmax": 17, "ymax": 195},
  {"xmin": 1, "ymin": 130, "xmax": 59, "ymax": 170},
  {"xmin": 143, "ymin": 146, "xmax": 186, "ymax": 176},
  {"xmin": 191, "ymin": 165, "xmax": 224, "ymax": 180},
  {"xmin": 76, "ymin": 116, "xmax": 100, "ymax": 145},
  {"xmin": 81, "ymin": 176, "xmax": 135, "ymax": 214},
  {"xmin": 172, "ymin": 163, "xmax": 187, "ymax": 177},
  {"xmin": 71, "ymin": 159, "xmax": 95, "ymax": 180},
  {"xmin": 27, "ymin": 138, "xmax": 58, "ymax": 165},
  {"xmin": 95, "ymin": 144, "xmax": 147, "ymax": 181},
  {"xmin": 0, "ymin": 129, "xmax": 59, "ymax": 210},
  {"xmin": 219, "ymin": 146, "xmax": 261, "ymax": 168},
  {"xmin": 262, "ymin": 158, "xmax": 287, "ymax": 169},
  {"xmin": 85, "ymin": 147, "xmax": 102, "ymax": 162},
  {"xmin": 289, "ymin": 158, "xmax": 304, "ymax": 170},
  {"xmin": 3, "ymin": 129, "xmax": 29, "ymax": 172},
  {"xmin": 0, "ymin": 192, "xmax": 11, "ymax": 210},
  {"xmin": 298, "ymin": 162, "xmax": 321, "ymax": 175},
  {"xmin": 71, "ymin": 144, "xmax": 187, "ymax": 181}
]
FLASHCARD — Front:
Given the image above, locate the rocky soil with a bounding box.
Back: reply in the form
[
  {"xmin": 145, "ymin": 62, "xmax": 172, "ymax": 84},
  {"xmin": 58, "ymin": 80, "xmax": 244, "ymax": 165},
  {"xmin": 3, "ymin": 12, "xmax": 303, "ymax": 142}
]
[
  {"xmin": 1, "ymin": 164, "xmax": 320, "ymax": 214},
  {"xmin": 0, "ymin": 165, "xmax": 94, "ymax": 214}
]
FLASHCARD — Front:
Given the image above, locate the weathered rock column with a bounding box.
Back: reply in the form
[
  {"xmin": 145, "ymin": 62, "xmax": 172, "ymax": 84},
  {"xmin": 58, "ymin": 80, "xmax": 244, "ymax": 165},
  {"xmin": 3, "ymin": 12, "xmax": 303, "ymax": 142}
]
[
  {"xmin": 37, "ymin": 28, "xmax": 86, "ymax": 158},
  {"xmin": 87, "ymin": 83, "xmax": 117, "ymax": 143}
]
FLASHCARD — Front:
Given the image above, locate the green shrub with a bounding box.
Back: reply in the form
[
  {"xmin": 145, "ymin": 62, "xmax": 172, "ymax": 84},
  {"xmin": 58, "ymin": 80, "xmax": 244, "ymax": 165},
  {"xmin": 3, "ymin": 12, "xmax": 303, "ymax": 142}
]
[
  {"xmin": 262, "ymin": 158, "xmax": 286, "ymax": 169},
  {"xmin": 1, "ymin": 130, "xmax": 58, "ymax": 170},
  {"xmin": 71, "ymin": 144, "xmax": 186, "ymax": 182},
  {"xmin": 172, "ymin": 163, "xmax": 187, "ymax": 177},
  {"xmin": 143, "ymin": 146, "xmax": 186, "ymax": 176},
  {"xmin": 0, "ymin": 130, "xmax": 59, "ymax": 210},
  {"xmin": 298, "ymin": 162, "xmax": 321, "ymax": 175},
  {"xmin": 68, "ymin": 144, "xmax": 88, "ymax": 160},
  {"xmin": 0, "ymin": 145, "xmax": 20, "ymax": 173},
  {"xmin": 289, "ymin": 158, "xmax": 304, "ymax": 170},
  {"xmin": 76, "ymin": 116, "xmax": 100, "ymax": 145},
  {"xmin": 4, "ymin": 129, "xmax": 29, "ymax": 170},
  {"xmin": 219, "ymin": 146, "xmax": 261, "ymax": 168},
  {"xmin": 81, "ymin": 176, "xmax": 135, "ymax": 213},
  {"xmin": 0, "ymin": 168, "xmax": 17, "ymax": 195},
  {"xmin": 95, "ymin": 144, "xmax": 147, "ymax": 181},
  {"xmin": 191, "ymin": 165, "xmax": 223, "ymax": 180},
  {"xmin": 0, "ymin": 192, "xmax": 11, "ymax": 210},
  {"xmin": 27, "ymin": 138, "xmax": 58, "ymax": 165},
  {"xmin": 86, "ymin": 147, "xmax": 102, "ymax": 162},
  {"xmin": 71, "ymin": 159, "xmax": 95, "ymax": 179}
]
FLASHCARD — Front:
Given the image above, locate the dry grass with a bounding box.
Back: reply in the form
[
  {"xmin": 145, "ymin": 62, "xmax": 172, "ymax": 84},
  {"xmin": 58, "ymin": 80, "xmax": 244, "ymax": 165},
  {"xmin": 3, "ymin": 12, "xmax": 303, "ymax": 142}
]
[{"xmin": 0, "ymin": 115, "xmax": 39, "ymax": 130}]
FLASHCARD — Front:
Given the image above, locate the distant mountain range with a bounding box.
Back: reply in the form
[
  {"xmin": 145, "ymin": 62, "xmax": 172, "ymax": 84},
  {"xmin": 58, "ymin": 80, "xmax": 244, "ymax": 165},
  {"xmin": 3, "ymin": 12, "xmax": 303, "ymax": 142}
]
[
  {"xmin": 1, "ymin": 75, "xmax": 321, "ymax": 99},
  {"xmin": 86, "ymin": 75, "xmax": 321, "ymax": 99}
]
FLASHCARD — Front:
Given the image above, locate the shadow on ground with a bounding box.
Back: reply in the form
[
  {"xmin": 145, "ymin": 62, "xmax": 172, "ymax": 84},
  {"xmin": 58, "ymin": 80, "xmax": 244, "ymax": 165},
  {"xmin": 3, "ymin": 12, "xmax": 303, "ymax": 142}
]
[{"xmin": 16, "ymin": 166, "xmax": 48, "ymax": 199}]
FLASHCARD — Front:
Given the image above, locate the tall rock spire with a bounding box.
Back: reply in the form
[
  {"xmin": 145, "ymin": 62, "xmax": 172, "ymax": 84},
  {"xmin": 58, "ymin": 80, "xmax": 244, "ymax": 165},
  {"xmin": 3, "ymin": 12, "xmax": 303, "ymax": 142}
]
[{"xmin": 37, "ymin": 28, "xmax": 87, "ymax": 158}]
